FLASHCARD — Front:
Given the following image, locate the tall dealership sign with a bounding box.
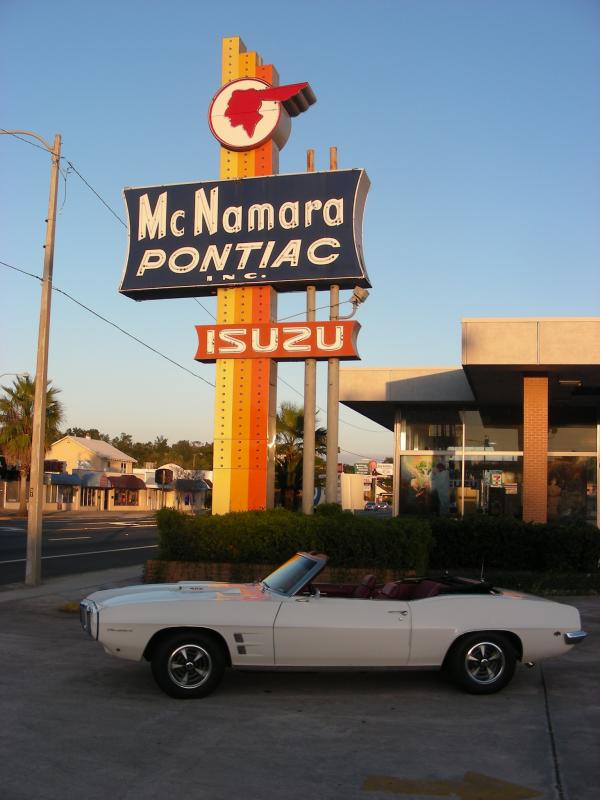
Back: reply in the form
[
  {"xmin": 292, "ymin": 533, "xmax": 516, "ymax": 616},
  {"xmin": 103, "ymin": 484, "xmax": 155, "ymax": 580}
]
[
  {"xmin": 120, "ymin": 170, "xmax": 369, "ymax": 298},
  {"xmin": 119, "ymin": 37, "xmax": 370, "ymax": 514}
]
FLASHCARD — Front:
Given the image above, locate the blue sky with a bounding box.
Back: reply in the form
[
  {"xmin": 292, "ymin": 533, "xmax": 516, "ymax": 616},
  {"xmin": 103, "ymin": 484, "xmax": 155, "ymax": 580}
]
[{"xmin": 2, "ymin": 0, "xmax": 599, "ymax": 461}]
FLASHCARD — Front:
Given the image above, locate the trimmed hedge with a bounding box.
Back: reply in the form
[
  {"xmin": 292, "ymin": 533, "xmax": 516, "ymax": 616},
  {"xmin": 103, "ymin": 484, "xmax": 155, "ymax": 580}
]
[
  {"xmin": 429, "ymin": 515, "xmax": 600, "ymax": 572},
  {"xmin": 156, "ymin": 507, "xmax": 600, "ymax": 577},
  {"xmin": 156, "ymin": 507, "xmax": 431, "ymax": 574}
]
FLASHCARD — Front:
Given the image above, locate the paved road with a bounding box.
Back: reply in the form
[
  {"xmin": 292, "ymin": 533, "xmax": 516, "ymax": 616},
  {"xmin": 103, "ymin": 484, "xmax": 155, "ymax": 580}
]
[
  {"xmin": 0, "ymin": 512, "xmax": 158, "ymax": 585},
  {"xmin": 0, "ymin": 571, "xmax": 597, "ymax": 800}
]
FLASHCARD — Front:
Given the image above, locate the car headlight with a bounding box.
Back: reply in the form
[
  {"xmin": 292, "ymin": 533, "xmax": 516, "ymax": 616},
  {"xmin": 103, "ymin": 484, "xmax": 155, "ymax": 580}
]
[{"xmin": 79, "ymin": 599, "xmax": 99, "ymax": 640}]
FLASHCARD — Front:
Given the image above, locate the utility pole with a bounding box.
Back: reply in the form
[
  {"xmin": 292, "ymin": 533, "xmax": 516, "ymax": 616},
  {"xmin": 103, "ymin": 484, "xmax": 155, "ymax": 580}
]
[{"xmin": 25, "ymin": 133, "xmax": 62, "ymax": 586}]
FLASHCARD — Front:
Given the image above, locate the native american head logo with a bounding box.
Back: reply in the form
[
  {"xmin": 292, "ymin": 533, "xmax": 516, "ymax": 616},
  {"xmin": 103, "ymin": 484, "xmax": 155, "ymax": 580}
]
[{"xmin": 209, "ymin": 78, "xmax": 316, "ymax": 151}]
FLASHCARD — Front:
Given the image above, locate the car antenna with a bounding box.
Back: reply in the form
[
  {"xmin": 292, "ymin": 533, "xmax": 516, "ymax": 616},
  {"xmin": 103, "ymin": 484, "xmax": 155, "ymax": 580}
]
[{"xmin": 480, "ymin": 559, "xmax": 485, "ymax": 582}]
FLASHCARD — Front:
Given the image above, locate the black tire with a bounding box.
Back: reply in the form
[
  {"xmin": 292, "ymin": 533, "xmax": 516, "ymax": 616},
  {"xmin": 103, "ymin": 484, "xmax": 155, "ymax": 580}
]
[
  {"xmin": 448, "ymin": 633, "xmax": 517, "ymax": 695},
  {"xmin": 151, "ymin": 632, "xmax": 226, "ymax": 699}
]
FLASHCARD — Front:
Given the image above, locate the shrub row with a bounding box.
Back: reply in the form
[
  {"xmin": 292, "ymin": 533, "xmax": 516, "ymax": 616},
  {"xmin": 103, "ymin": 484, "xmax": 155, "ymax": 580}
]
[
  {"xmin": 156, "ymin": 508, "xmax": 600, "ymax": 574},
  {"xmin": 429, "ymin": 515, "xmax": 600, "ymax": 572},
  {"xmin": 156, "ymin": 507, "xmax": 431, "ymax": 574}
]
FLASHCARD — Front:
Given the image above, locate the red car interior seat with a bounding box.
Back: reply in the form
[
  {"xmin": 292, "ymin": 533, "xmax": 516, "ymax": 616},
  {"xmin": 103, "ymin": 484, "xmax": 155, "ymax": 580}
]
[
  {"xmin": 410, "ymin": 580, "xmax": 443, "ymax": 600},
  {"xmin": 374, "ymin": 581, "xmax": 411, "ymax": 600},
  {"xmin": 353, "ymin": 574, "xmax": 377, "ymax": 598}
]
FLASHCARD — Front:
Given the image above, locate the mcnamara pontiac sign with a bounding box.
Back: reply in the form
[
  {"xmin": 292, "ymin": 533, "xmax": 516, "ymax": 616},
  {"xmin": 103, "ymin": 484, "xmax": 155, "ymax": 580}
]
[
  {"xmin": 119, "ymin": 169, "xmax": 370, "ymax": 299},
  {"xmin": 194, "ymin": 321, "xmax": 361, "ymax": 362}
]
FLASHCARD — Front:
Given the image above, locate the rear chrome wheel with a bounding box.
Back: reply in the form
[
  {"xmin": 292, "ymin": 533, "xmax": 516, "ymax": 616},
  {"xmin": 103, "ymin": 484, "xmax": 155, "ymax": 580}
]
[
  {"xmin": 465, "ymin": 641, "xmax": 505, "ymax": 685},
  {"xmin": 151, "ymin": 633, "xmax": 226, "ymax": 699},
  {"xmin": 448, "ymin": 633, "xmax": 516, "ymax": 694}
]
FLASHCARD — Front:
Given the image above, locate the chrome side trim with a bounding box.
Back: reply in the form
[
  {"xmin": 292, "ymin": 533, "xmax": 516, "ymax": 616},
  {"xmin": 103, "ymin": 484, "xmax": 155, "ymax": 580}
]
[{"xmin": 564, "ymin": 630, "xmax": 587, "ymax": 645}]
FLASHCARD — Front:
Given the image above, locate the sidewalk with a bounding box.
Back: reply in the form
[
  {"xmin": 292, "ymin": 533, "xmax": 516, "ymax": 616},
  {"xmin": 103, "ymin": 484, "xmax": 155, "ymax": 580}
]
[{"xmin": 0, "ymin": 564, "xmax": 144, "ymax": 603}]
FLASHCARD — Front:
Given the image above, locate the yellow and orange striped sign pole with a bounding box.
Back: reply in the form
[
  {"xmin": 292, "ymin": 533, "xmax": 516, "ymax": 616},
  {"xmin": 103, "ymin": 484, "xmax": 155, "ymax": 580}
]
[{"xmin": 212, "ymin": 37, "xmax": 280, "ymax": 514}]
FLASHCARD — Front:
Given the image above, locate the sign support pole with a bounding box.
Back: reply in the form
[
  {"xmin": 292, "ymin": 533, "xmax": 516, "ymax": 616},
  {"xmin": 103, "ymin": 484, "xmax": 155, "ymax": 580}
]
[
  {"xmin": 326, "ymin": 147, "xmax": 340, "ymax": 504},
  {"xmin": 302, "ymin": 149, "xmax": 317, "ymax": 514}
]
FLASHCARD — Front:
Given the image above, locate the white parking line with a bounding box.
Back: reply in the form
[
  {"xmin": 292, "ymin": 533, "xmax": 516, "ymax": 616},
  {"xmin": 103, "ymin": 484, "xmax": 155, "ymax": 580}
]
[
  {"xmin": 48, "ymin": 537, "xmax": 92, "ymax": 541},
  {"xmin": 0, "ymin": 527, "xmax": 22, "ymax": 532},
  {"xmin": 0, "ymin": 544, "xmax": 159, "ymax": 565},
  {"xmin": 107, "ymin": 521, "xmax": 156, "ymax": 527}
]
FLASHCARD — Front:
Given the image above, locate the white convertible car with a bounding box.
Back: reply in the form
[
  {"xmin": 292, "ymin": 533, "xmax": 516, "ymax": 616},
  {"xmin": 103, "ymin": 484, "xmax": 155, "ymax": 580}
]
[{"xmin": 80, "ymin": 551, "xmax": 587, "ymax": 698}]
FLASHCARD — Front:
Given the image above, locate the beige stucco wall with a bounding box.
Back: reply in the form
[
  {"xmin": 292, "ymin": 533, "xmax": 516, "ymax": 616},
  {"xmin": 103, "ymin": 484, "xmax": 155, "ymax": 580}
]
[
  {"xmin": 462, "ymin": 318, "xmax": 600, "ymax": 365},
  {"xmin": 45, "ymin": 440, "xmax": 134, "ymax": 474},
  {"xmin": 340, "ymin": 367, "xmax": 474, "ymax": 403},
  {"xmin": 46, "ymin": 439, "xmax": 106, "ymax": 472}
]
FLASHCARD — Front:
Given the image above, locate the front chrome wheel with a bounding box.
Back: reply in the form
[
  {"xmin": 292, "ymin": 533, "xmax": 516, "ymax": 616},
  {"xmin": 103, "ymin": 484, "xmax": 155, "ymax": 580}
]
[
  {"xmin": 465, "ymin": 641, "xmax": 505, "ymax": 685},
  {"xmin": 151, "ymin": 633, "xmax": 226, "ymax": 699},
  {"xmin": 167, "ymin": 644, "xmax": 213, "ymax": 689}
]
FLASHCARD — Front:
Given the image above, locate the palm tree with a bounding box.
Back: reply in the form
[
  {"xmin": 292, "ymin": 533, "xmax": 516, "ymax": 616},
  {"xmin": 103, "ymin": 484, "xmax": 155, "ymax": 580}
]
[
  {"xmin": 0, "ymin": 375, "xmax": 64, "ymax": 513},
  {"xmin": 275, "ymin": 402, "xmax": 326, "ymax": 508}
]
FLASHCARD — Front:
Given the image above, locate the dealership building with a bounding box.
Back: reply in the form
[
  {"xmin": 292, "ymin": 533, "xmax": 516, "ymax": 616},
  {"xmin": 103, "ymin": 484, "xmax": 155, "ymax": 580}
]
[{"xmin": 340, "ymin": 318, "xmax": 600, "ymax": 525}]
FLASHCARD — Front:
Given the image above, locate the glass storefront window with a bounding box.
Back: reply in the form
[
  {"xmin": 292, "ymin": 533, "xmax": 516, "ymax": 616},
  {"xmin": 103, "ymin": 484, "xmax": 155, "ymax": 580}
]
[
  {"xmin": 462, "ymin": 409, "xmax": 522, "ymax": 451},
  {"xmin": 6, "ymin": 481, "xmax": 19, "ymax": 502},
  {"xmin": 547, "ymin": 456, "xmax": 596, "ymax": 522},
  {"xmin": 404, "ymin": 409, "xmax": 462, "ymax": 451},
  {"xmin": 114, "ymin": 489, "xmax": 139, "ymax": 506},
  {"xmin": 461, "ymin": 457, "xmax": 522, "ymax": 517},
  {"xmin": 62, "ymin": 486, "xmax": 74, "ymax": 503},
  {"xmin": 548, "ymin": 426, "xmax": 596, "ymax": 452},
  {"xmin": 406, "ymin": 423, "xmax": 462, "ymax": 451},
  {"xmin": 400, "ymin": 455, "xmax": 460, "ymax": 516}
]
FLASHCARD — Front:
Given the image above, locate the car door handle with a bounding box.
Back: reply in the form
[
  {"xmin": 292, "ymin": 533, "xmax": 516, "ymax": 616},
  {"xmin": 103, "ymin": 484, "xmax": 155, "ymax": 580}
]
[{"xmin": 387, "ymin": 610, "xmax": 408, "ymax": 616}]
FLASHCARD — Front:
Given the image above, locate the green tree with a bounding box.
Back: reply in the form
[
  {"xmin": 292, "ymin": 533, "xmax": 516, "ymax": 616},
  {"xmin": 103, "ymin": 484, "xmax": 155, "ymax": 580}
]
[
  {"xmin": 0, "ymin": 375, "xmax": 64, "ymax": 513},
  {"xmin": 275, "ymin": 401, "xmax": 326, "ymax": 508},
  {"xmin": 64, "ymin": 426, "xmax": 110, "ymax": 442}
]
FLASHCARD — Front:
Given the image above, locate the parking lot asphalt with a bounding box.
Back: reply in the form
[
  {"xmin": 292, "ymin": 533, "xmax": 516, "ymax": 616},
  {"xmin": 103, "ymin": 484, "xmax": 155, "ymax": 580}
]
[{"xmin": 0, "ymin": 568, "xmax": 597, "ymax": 800}]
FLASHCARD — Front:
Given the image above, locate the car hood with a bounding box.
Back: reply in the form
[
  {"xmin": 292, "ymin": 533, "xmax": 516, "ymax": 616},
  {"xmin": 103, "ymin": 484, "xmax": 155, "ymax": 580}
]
[{"xmin": 86, "ymin": 581, "xmax": 272, "ymax": 609}]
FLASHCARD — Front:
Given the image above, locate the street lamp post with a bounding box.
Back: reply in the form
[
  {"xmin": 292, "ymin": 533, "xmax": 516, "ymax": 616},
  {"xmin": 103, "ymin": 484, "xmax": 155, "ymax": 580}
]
[
  {"xmin": 1, "ymin": 129, "xmax": 62, "ymax": 586},
  {"xmin": 0, "ymin": 372, "xmax": 29, "ymax": 381}
]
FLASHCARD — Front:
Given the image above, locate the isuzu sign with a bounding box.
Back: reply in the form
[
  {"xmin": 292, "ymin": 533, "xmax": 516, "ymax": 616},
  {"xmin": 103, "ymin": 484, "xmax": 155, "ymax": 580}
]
[
  {"xmin": 208, "ymin": 79, "xmax": 316, "ymax": 151},
  {"xmin": 119, "ymin": 169, "xmax": 370, "ymax": 299},
  {"xmin": 195, "ymin": 321, "xmax": 360, "ymax": 362}
]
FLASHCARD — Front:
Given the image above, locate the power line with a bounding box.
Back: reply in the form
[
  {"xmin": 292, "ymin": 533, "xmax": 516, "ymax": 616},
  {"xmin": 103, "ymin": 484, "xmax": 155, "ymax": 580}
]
[
  {"xmin": 0, "ymin": 260, "xmax": 41, "ymax": 281},
  {"xmin": 278, "ymin": 298, "xmax": 351, "ymax": 321},
  {"xmin": 0, "ymin": 259, "xmax": 215, "ymax": 388},
  {"xmin": 64, "ymin": 160, "xmax": 128, "ymax": 228},
  {"xmin": 192, "ymin": 297, "xmax": 216, "ymax": 320},
  {"xmin": 339, "ymin": 447, "xmax": 379, "ymax": 460},
  {"xmin": 276, "ymin": 374, "xmax": 387, "ymax": 434},
  {"xmin": 4, "ymin": 133, "xmax": 386, "ymax": 436},
  {"xmin": 3, "ymin": 259, "xmax": 387, "ymax": 456}
]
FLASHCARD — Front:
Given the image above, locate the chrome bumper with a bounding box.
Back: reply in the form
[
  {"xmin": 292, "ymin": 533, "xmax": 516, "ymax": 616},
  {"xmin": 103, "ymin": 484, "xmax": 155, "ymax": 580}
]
[
  {"xmin": 80, "ymin": 599, "xmax": 98, "ymax": 639},
  {"xmin": 564, "ymin": 630, "xmax": 587, "ymax": 645}
]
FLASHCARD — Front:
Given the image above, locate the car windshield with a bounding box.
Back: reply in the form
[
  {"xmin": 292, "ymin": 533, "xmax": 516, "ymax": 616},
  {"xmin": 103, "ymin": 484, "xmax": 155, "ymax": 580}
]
[{"xmin": 261, "ymin": 554, "xmax": 319, "ymax": 596}]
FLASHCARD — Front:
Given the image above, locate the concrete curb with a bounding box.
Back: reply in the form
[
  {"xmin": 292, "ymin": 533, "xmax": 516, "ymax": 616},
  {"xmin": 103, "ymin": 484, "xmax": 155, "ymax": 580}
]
[{"xmin": 0, "ymin": 564, "xmax": 144, "ymax": 603}]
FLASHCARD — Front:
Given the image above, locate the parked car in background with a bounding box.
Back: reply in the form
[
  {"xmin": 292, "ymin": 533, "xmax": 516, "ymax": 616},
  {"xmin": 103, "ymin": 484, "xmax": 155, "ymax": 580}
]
[
  {"xmin": 364, "ymin": 501, "xmax": 377, "ymax": 511},
  {"xmin": 80, "ymin": 551, "xmax": 587, "ymax": 699}
]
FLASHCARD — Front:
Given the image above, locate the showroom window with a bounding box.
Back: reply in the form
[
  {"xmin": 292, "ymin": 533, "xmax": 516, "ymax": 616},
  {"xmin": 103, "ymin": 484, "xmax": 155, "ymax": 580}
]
[
  {"xmin": 399, "ymin": 455, "xmax": 460, "ymax": 516},
  {"xmin": 547, "ymin": 456, "xmax": 596, "ymax": 523},
  {"xmin": 462, "ymin": 409, "xmax": 522, "ymax": 451},
  {"xmin": 461, "ymin": 457, "xmax": 522, "ymax": 518}
]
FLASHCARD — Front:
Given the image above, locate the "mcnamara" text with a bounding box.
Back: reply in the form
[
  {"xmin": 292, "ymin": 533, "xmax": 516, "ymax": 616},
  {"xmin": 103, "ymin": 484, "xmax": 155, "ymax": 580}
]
[{"xmin": 135, "ymin": 186, "xmax": 345, "ymax": 281}]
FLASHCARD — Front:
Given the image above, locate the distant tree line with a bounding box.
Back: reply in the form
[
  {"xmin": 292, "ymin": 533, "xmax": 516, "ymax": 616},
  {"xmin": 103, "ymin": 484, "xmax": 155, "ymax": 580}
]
[{"xmin": 63, "ymin": 427, "xmax": 213, "ymax": 470}]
